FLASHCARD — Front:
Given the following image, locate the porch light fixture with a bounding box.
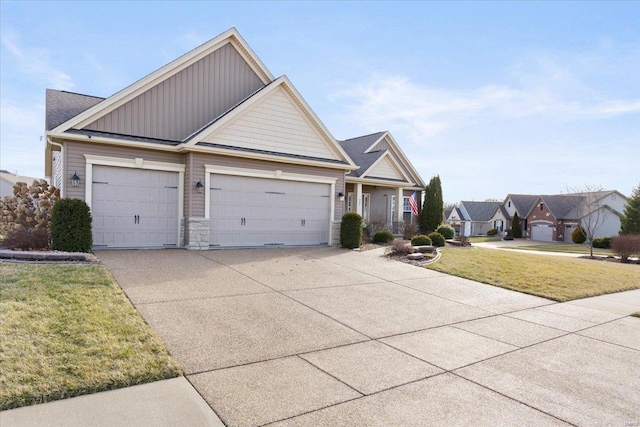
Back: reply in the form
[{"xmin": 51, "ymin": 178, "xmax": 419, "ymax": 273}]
[
  {"xmin": 71, "ymin": 171, "xmax": 81, "ymax": 187},
  {"xmin": 338, "ymin": 192, "xmax": 345, "ymax": 202},
  {"xmin": 195, "ymin": 180, "xmax": 204, "ymax": 193}
]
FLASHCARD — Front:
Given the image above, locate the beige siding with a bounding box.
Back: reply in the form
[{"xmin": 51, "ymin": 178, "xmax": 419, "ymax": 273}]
[
  {"xmin": 190, "ymin": 152, "xmax": 344, "ymax": 220},
  {"xmin": 370, "ymin": 138, "xmax": 391, "ymax": 152},
  {"xmin": 203, "ymin": 87, "xmax": 340, "ymax": 160},
  {"xmin": 366, "ymin": 156, "xmax": 404, "ymax": 180},
  {"xmin": 64, "ymin": 141, "xmax": 184, "ymax": 201},
  {"xmin": 85, "ymin": 43, "xmax": 264, "ymax": 141}
]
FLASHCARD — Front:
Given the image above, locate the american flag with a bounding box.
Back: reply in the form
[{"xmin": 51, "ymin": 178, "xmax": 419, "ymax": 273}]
[{"xmin": 409, "ymin": 191, "xmax": 419, "ymax": 216}]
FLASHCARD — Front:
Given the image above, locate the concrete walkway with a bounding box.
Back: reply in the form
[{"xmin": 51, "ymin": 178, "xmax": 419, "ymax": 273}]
[{"xmin": 3, "ymin": 247, "xmax": 639, "ymax": 426}]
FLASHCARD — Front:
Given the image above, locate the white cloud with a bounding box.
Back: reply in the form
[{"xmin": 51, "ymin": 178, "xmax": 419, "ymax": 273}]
[{"xmin": 1, "ymin": 30, "xmax": 74, "ymax": 91}]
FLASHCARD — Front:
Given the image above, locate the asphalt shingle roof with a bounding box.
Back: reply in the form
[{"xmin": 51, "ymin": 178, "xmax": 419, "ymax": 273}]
[
  {"xmin": 46, "ymin": 89, "xmax": 105, "ymax": 130},
  {"xmin": 338, "ymin": 132, "xmax": 386, "ymax": 178},
  {"xmin": 460, "ymin": 201, "xmax": 502, "ymax": 221},
  {"xmin": 539, "ymin": 195, "xmax": 583, "ymax": 219},
  {"xmin": 506, "ymin": 194, "xmax": 540, "ymax": 218}
]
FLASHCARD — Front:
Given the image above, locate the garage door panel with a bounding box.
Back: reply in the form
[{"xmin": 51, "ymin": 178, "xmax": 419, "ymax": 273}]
[
  {"xmin": 531, "ymin": 223, "xmax": 554, "ymax": 242},
  {"xmin": 210, "ymin": 175, "xmax": 330, "ymax": 247},
  {"xmin": 92, "ymin": 166, "xmax": 179, "ymax": 248}
]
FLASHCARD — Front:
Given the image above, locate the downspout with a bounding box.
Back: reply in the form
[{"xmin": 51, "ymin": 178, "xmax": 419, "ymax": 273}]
[{"xmin": 47, "ymin": 137, "xmax": 64, "ymax": 197}]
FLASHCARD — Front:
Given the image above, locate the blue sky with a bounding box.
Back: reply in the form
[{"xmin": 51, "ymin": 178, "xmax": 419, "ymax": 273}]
[{"xmin": 1, "ymin": 1, "xmax": 638, "ymax": 203}]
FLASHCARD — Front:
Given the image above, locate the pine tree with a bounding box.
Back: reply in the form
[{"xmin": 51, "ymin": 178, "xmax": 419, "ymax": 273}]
[
  {"xmin": 620, "ymin": 183, "xmax": 640, "ymax": 235},
  {"xmin": 512, "ymin": 212, "xmax": 522, "ymax": 238},
  {"xmin": 419, "ymin": 175, "xmax": 443, "ymax": 234}
]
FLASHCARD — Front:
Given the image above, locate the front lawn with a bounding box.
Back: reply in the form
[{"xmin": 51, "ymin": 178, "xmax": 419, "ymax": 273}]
[
  {"xmin": 0, "ymin": 263, "xmax": 182, "ymax": 410},
  {"xmin": 426, "ymin": 247, "xmax": 640, "ymax": 302},
  {"xmin": 502, "ymin": 243, "xmax": 613, "ymax": 256},
  {"xmin": 467, "ymin": 236, "xmax": 501, "ymax": 243}
]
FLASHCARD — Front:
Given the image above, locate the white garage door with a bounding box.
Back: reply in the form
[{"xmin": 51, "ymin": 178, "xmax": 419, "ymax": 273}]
[
  {"xmin": 92, "ymin": 166, "xmax": 179, "ymax": 248},
  {"xmin": 210, "ymin": 175, "xmax": 330, "ymax": 247},
  {"xmin": 531, "ymin": 223, "xmax": 554, "ymax": 242}
]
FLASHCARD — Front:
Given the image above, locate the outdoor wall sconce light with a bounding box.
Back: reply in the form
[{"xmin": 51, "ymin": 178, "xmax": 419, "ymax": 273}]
[
  {"xmin": 338, "ymin": 192, "xmax": 345, "ymax": 202},
  {"xmin": 71, "ymin": 172, "xmax": 81, "ymax": 187},
  {"xmin": 195, "ymin": 180, "xmax": 204, "ymax": 193}
]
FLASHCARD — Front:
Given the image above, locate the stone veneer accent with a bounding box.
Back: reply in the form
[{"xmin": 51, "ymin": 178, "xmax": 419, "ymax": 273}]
[
  {"xmin": 185, "ymin": 217, "xmax": 210, "ymax": 250},
  {"xmin": 331, "ymin": 221, "xmax": 341, "ymax": 246}
]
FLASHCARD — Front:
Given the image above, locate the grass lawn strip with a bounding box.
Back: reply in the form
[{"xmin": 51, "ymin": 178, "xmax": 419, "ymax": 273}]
[
  {"xmin": 501, "ymin": 243, "xmax": 613, "ymax": 256},
  {"xmin": 467, "ymin": 236, "xmax": 501, "ymax": 243},
  {"xmin": 426, "ymin": 247, "xmax": 640, "ymax": 302},
  {"xmin": 0, "ymin": 263, "xmax": 182, "ymax": 410}
]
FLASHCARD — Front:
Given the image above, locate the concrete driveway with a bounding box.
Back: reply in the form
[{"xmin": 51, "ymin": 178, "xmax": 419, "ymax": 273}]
[{"xmin": 100, "ymin": 247, "xmax": 640, "ymax": 426}]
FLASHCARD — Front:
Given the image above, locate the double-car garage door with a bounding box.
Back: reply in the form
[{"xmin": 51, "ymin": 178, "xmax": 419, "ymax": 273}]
[{"xmin": 209, "ymin": 175, "xmax": 331, "ymax": 247}]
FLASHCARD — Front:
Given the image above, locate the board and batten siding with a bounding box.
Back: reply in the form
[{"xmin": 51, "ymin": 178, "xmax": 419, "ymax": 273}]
[
  {"xmin": 203, "ymin": 87, "xmax": 340, "ymax": 161},
  {"xmin": 64, "ymin": 141, "xmax": 184, "ymax": 201},
  {"xmin": 84, "ymin": 43, "xmax": 264, "ymax": 141},
  {"xmin": 190, "ymin": 152, "xmax": 345, "ymax": 220}
]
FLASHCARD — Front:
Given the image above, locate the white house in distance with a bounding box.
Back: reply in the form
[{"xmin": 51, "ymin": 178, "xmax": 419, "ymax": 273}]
[{"xmin": 0, "ymin": 170, "xmax": 44, "ymax": 198}]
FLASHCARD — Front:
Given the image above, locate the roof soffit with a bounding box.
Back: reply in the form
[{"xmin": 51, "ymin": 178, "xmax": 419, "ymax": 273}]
[{"xmin": 50, "ymin": 28, "xmax": 274, "ymax": 134}]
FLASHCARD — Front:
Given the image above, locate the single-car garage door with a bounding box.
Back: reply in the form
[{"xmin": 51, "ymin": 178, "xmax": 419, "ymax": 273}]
[
  {"xmin": 210, "ymin": 175, "xmax": 330, "ymax": 247},
  {"xmin": 531, "ymin": 223, "xmax": 554, "ymax": 242},
  {"xmin": 92, "ymin": 166, "xmax": 179, "ymax": 248}
]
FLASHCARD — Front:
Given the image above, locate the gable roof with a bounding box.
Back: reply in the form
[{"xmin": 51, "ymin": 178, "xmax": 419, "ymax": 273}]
[
  {"xmin": 459, "ymin": 201, "xmax": 502, "ymax": 221},
  {"xmin": 338, "ymin": 132, "xmax": 387, "ymax": 177},
  {"xmin": 50, "ymin": 28, "xmax": 274, "ymax": 135},
  {"xmin": 188, "ymin": 75, "xmax": 356, "ymax": 168},
  {"xmin": 528, "ymin": 195, "xmax": 583, "ymax": 220},
  {"xmin": 46, "ymin": 89, "xmax": 104, "ymax": 131},
  {"xmin": 505, "ymin": 194, "xmax": 540, "ymax": 218},
  {"xmin": 339, "ymin": 131, "xmax": 425, "ymax": 187}
]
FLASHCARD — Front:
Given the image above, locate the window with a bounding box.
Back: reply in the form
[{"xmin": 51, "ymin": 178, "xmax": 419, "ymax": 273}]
[
  {"xmin": 362, "ymin": 193, "xmax": 370, "ymax": 224},
  {"xmin": 347, "ymin": 192, "xmax": 354, "ymax": 212},
  {"xmin": 540, "ymin": 203, "xmax": 544, "ymax": 211},
  {"xmin": 403, "ymin": 196, "xmax": 411, "ymax": 212},
  {"xmin": 508, "ymin": 201, "xmax": 511, "ymax": 207}
]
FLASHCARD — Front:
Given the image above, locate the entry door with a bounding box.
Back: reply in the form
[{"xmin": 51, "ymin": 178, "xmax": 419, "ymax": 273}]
[
  {"xmin": 210, "ymin": 175, "xmax": 331, "ymax": 247},
  {"xmin": 92, "ymin": 166, "xmax": 179, "ymax": 248}
]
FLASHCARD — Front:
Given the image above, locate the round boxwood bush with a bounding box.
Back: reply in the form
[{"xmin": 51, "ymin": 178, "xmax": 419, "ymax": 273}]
[
  {"xmin": 436, "ymin": 224, "xmax": 455, "ymax": 239},
  {"xmin": 50, "ymin": 198, "xmax": 93, "ymax": 252},
  {"xmin": 428, "ymin": 232, "xmax": 445, "ymax": 247},
  {"xmin": 340, "ymin": 212, "xmax": 363, "ymax": 249},
  {"xmin": 411, "ymin": 234, "xmax": 432, "ymax": 246},
  {"xmin": 572, "ymin": 226, "xmax": 587, "ymax": 244},
  {"xmin": 487, "ymin": 228, "xmax": 498, "ymax": 236},
  {"xmin": 372, "ymin": 230, "xmax": 395, "ymax": 244}
]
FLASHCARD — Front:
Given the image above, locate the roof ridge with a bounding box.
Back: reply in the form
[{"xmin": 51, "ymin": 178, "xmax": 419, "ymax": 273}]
[{"xmin": 340, "ymin": 131, "xmax": 386, "ymax": 142}]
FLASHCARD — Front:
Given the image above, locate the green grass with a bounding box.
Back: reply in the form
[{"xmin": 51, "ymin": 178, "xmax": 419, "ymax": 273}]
[
  {"xmin": 467, "ymin": 236, "xmax": 501, "ymax": 243},
  {"xmin": 426, "ymin": 247, "xmax": 640, "ymax": 302},
  {"xmin": 502, "ymin": 243, "xmax": 613, "ymax": 256},
  {"xmin": 0, "ymin": 263, "xmax": 182, "ymax": 410}
]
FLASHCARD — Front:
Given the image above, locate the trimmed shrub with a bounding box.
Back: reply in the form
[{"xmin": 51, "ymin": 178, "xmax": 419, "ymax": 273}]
[
  {"xmin": 572, "ymin": 226, "xmax": 587, "ymax": 244},
  {"xmin": 372, "ymin": 230, "xmax": 395, "ymax": 244},
  {"xmin": 50, "ymin": 199, "xmax": 93, "ymax": 252},
  {"xmin": 428, "ymin": 232, "xmax": 445, "ymax": 247},
  {"xmin": 2, "ymin": 227, "xmax": 49, "ymax": 251},
  {"xmin": 592, "ymin": 237, "xmax": 611, "ymax": 249},
  {"xmin": 611, "ymin": 235, "xmax": 640, "ymax": 263},
  {"xmin": 340, "ymin": 212, "xmax": 362, "ymax": 249},
  {"xmin": 503, "ymin": 235, "xmax": 514, "ymax": 241},
  {"xmin": 411, "ymin": 234, "xmax": 432, "ymax": 246},
  {"xmin": 436, "ymin": 224, "xmax": 455, "ymax": 239},
  {"xmin": 487, "ymin": 228, "xmax": 498, "ymax": 237}
]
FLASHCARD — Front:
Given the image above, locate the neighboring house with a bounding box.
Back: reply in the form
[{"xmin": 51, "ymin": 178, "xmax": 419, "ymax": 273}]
[
  {"xmin": 0, "ymin": 170, "xmax": 43, "ymax": 198},
  {"xmin": 488, "ymin": 194, "xmax": 539, "ymax": 237},
  {"xmin": 339, "ymin": 132, "xmax": 425, "ymax": 231},
  {"xmin": 452, "ymin": 201, "xmax": 502, "ymax": 236},
  {"xmin": 526, "ymin": 191, "xmax": 627, "ymax": 242},
  {"xmin": 44, "ymin": 28, "xmax": 424, "ymax": 250},
  {"xmin": 445, "ymin": 205, "xmax": 465, "ymax": 236}
]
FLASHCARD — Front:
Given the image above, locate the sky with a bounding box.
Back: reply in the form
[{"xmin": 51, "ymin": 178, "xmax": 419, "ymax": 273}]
[{"xmin": 1, "ymin": 1, "xmax": 638, "ymax": 203}]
